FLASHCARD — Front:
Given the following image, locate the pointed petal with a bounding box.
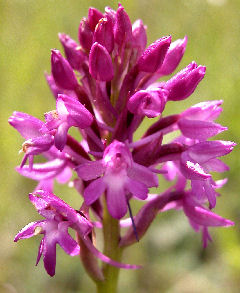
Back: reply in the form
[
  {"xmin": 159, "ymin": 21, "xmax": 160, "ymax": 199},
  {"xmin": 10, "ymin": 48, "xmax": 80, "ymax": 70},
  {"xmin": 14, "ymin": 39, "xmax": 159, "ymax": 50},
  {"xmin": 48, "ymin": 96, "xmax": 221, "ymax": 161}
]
[
  {"xmin": 183, "ymin": 201, "xmax": 234, "ymax": 227},
  {"xmin": 14, "ymin": 221, "xmax": 45, "ymax": 242},
  {"xmin": 128, "ymin": 162, "xmax": 158, "ymax": 188},
  {"xmin": 188, "ymin": 140, "xmax": 236, "ymax": 164},
  {"xmin": 43, "ymin": 239, "xmax": 57, "ymax": 277},
  {"xmin": 203, "ymin": 180, "xmax": 217, "ymax": 209},
  {"xmin": 84, "ymin": 177, "xmax": 106, "ymax": 205},
  {"xmin": 36, "ymin": 238, "xmax": 44, "ymax": 266},
  {"xmin": 180, "ymin": 152, "xmax": 211, "ymax": 180},
  {"xmin": 202, "ymin": 158, "xmax": 229, "ymax": 173},
  {"xmin": 57, "ymin": 222, "xmax": 80, "ymax": 256},
  {"xmin": 178, "ymin": 119, "xmax": 227, "ymax": 140},
  {"xmin": 125, "ymin": 178, "xmax": 148, "ymax": 200},
  {"xmin": 54, "ymin": 122, "xmax": 69, "ymax": 151}
]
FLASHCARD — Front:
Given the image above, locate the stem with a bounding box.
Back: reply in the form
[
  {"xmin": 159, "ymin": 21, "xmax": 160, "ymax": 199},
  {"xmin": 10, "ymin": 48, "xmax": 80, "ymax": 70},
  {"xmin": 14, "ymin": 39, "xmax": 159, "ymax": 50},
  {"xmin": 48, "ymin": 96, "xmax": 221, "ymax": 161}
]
[{"xmin": 96, "ymin": 198, "xmax": 123, "ymax": 293}]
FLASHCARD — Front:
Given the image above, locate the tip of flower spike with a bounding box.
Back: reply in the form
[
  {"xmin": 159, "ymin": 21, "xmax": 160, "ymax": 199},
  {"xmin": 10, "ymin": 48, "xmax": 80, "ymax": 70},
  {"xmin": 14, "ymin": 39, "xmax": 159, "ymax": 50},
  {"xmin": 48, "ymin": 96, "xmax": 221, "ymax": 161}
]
[{"xmin": 138, "ymin": 36, "xmax": 172, "ymax": 73}]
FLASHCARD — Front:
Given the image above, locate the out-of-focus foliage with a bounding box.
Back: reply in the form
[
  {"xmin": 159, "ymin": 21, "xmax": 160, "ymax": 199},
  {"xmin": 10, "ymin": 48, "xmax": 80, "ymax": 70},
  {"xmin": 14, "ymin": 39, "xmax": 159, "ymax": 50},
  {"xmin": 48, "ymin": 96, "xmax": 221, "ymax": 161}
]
[{"xmin": 1, "ymin": 0, "xmax": 239, "ymax": 292}]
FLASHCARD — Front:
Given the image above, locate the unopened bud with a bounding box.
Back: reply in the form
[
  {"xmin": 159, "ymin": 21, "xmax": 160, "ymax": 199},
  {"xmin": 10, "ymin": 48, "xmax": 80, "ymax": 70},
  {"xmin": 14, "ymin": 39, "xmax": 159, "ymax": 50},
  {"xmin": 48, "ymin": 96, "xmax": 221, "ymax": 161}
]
[
  {"xmin": 78, "ymin": 18, "xmax": 93, "ymax": 52},
  {"xmin": 59, "ymin": 33, "xmax": 86, "ymax": 70},
  {"xmin": 51, "ymin": 49, "xmax": 79, "ymax": 90},
  {"xmin": 157, "ymin": 36, "xmax": 187, "ymax": 76},
  {"xmin": 93, "ymin": 17, "xmax": 114, "ymax": 53},
  {"xmin": 138, "ymin": 36, "xmax": 171, "ymax": 73},
  {"xmin": 89, "ymin": 42, "xmax": 114, "ymax": 81},
  {"xmin": 165, "ymin": 62, "xmax": 206, "ymax": 101},
  {"xmin": 114, "ymin": 4, "xmax": 132, "ymax": 45},
  {"xmin": 88, "ymin": 7, "xmax": 104, "ymax": 31}
]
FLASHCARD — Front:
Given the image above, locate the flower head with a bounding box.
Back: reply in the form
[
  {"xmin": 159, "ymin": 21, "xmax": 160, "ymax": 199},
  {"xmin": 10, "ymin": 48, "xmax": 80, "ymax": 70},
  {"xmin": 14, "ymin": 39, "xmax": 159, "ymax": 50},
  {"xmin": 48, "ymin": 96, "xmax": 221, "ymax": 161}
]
[{"xmin": 77, "ymin": 140, "xmax": 158, "ymax": 219}]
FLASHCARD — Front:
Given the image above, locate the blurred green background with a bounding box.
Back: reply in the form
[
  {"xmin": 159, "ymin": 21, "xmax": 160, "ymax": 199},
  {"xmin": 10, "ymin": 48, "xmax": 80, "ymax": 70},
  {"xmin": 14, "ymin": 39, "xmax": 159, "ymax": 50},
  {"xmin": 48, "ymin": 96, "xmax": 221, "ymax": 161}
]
[{"xmin": 1, "ymin": 0, "xmax": 240, "ymax": 292}]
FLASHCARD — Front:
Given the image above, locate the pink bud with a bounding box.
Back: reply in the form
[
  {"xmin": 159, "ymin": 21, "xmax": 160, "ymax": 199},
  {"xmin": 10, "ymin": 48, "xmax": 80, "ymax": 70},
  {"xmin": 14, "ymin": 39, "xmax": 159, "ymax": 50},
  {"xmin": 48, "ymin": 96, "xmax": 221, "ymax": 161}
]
[
  {"xmin": 58, "ymin": 33, "xmax": 86, "ymax": 70},
  {"xmin": 165, "ymin": 62, "xmax": 206, "ymax": 101},
  {"xmin": 138, "ymin": 36, "xmax": 171, "ymax": 73},
  {"xmin": 89, "ymin": 42, "xmax": 114, "ymax": 81},
  {"xmin": 93, "ymin": 16, "xmax": 114, "ymax": 53},
  {"xmin": 114, "ymin": 4, "xmax": 132, "ymax": 45},
  {"xmin": 105, "ymin": 6, "xmax": 117, "ymax": 24},
  {"xmin": 132, "ymin": 19, "xmax": 147, "ymax": 54},
  {"xmin": 88, "ymin": 7, "xmax": 104, "ymax": 31},
  {"xmin": 78, "ymin": 18, "xmax": 93, "ymax": 52},
  {"xmin": 157, "ymin": 36, "xmax": 187, "ymax": 76},
  {"xmin": 51, "ymin": 49, "xmax": 79, "ymax": 90}
]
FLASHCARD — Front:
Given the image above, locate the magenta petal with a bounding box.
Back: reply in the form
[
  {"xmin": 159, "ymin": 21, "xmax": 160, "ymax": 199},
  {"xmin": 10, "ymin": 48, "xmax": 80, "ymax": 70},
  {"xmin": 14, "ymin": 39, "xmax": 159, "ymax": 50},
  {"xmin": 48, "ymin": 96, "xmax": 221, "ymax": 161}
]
[
  {"xmin": 16, "ymin": 159, "xmax": 66, "ymax": 181},
  {"xmin": 191, "ymin": 180, "xmax": 205, "ymax": 200},
  {"xmin": 180, "ymin": 152, "xmax": 211, "ymax": 180},
  {"xmin": 43, "ymin": 239, "xmax": 57, "ymax": 277},
  {"xmin": 14, "ymin": 221, "xmax": 44, "ymax": 242},
  {"xmin": 202, "ymin": 158, "xmax": 229, "ymax": 173},
  {"xmin": 188, "ymin": 141, "xmax": 236, "ymax": 164},
  {"xmin": 84, "ymin": 177, "xmax": 106, "ymax": 205},
  {"xmin": 106, "ymin": 185, "xmax": 127, "ymax": 219},
  {"xmin": 184, "ymin": 203, "xmax": 234, "ymax": 227},
  {"xmin": 203, "ymin": 180, "xmax": 216, "ymax": 209},
  {"xmin": 76, "ymin": 160, "xmax": 105, "ymax": 181},
  {"xmin": 178, "ymin": 119, "xmax": 227, "ymax": 140},
  {"xmin": 36, "ymin": 238, "xmax": 44, "ymax": 266},
  {"xmin": 128, "ymin": 162, "xmax": 158, "ymax": 188},
  {"xmin": 9, "ymin": 111, "xmax": 45, "ymax": 139},
  {"xmin": 54, "ymin": 122, "xmax": 69, "ymax": 151},
  {"xmin": 125, "ymin": 178, "xmax": 148, "ymax": 200},
  {"xmin": 57, "ymin": 222, "xmax": 80, "ymax": 256}
]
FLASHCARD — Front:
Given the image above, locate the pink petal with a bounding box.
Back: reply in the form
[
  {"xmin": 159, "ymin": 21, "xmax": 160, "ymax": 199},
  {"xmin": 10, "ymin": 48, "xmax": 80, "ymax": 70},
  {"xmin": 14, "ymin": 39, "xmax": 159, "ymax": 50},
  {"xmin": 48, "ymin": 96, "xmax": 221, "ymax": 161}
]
[
  {"xmin": 14, "ymin": 221, "xmax": 45, "ymax": 242},
  {"xmin": 43, "ymin": 239, "xmax": 57, "ymax": 277},
  {"xmin": 36, "ymin": 238, "xmax": 44, "ymax": 266},
  {"xmin": 125, "ymin": 178, "xmax": 148, "ymax": 200},
  {"xmin": 76, "ymin": 160, "xmax": 105, "ymax": 181},
  {"xmin": 84, "ymin": 177, "xmax": 106, "ymax": 205},
  {"xmin": 128, "ymin": 162, "xmax": 158, "ymax": 188},
  {"xmin": 106, "ymin": 185, "xmax": 127, "ymax": 219},
  {"xmin": 57, "ymin": 222, "xmax": 80, "ymax": 256}
]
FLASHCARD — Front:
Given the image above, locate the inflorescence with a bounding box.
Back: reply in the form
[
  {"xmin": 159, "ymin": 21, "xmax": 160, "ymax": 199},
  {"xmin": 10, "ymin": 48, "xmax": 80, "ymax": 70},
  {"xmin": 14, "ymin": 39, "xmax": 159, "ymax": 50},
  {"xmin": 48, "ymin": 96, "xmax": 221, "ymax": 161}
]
[{"xmin": 9, "ymin": 4, "xmax": 235, "ymax": 277}]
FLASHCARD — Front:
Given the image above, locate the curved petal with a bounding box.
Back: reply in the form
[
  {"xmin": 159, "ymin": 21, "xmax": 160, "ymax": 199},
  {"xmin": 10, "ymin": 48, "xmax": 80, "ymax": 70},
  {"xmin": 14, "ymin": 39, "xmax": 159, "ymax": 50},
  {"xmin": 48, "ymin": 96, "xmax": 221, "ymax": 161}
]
[
  {"xmin": 36, "ymin": 238, "xmax": 44, "ymax": 266},
  {"xmin": 203, "ymin": 179, "xmax": 217, "ymax": 209},
  {"xmin": 202, "ymin": 158, "xmax": 229, "ymax": 173},
  {"xmin": 43, "ymin": 238, "xmax": 57, "ymax": 277},
  {"xmin": 125, "ymin": 178, "xmax": 148, "ymax": 200},
  {"xmin": 128, "ymin": 162, "xmax": 158, "ymax": 188},
  {"xmin": 183, "ymin": 203, "xmax": 234, "ymax": 227},
  {"xmin": 180, "ymin": 152, "xmax": 211, "ymax": 180},
  {"xmin": 57, "ymin": 222, "xmax": 80, "ymax": 256},
  {"xmin": 14, "ymin": 221, "xmax": 45, "ymax": 242},
  {"xmin": 178, "ymin": 119, "xmax": 227, "ymax": 140},
  {"xmin": 84, "ymin": 177, "xmax": 106, "ymax": 205},
  {"xmin": 54, "ymin": 122, "xmax": 69, "ymax": 151}
]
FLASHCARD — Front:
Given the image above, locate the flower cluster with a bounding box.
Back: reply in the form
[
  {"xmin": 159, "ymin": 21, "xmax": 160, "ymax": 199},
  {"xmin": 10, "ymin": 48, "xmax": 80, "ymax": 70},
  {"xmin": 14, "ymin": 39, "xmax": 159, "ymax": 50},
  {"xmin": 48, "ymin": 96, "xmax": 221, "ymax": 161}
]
[{"xmin": 10, "ymin": 4, "xmax": 234, "ymax": 278}]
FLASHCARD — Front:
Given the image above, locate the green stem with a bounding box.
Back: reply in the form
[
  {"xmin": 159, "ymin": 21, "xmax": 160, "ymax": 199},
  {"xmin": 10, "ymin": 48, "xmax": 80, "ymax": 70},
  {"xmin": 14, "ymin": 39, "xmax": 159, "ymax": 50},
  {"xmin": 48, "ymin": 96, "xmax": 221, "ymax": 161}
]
[{"xmin": 96, "ymin": 199, "xmax": 123, "ymax": 293}]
